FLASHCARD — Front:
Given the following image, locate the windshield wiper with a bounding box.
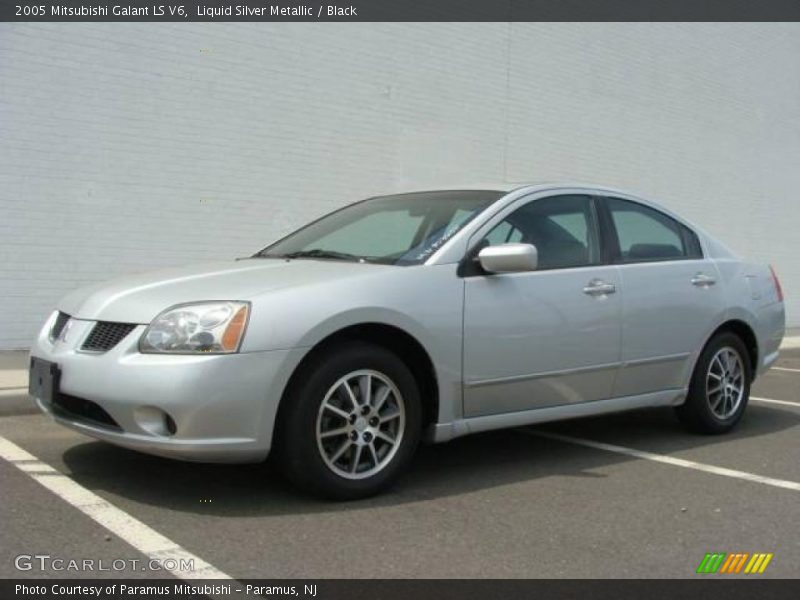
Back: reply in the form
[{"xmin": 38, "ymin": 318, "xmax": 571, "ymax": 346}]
[{"xmin": 271, "ymin": 249, "xmax": 368, "ymax": 262}]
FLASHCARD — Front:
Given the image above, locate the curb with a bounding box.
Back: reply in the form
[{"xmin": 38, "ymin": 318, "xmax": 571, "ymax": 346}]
[
  {"xmin": 0, "ymin": 388, "xmax": 28, "ymax": 396},
  {"xmin": 0, "ymin": 389, "xmax": 38, "ymax": 417},
  {"xmin": 781, "ymin": 336, "xmax": 800, "ymax": 350}
]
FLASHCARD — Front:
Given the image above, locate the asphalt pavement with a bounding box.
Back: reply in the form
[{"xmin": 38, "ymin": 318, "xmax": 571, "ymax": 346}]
[{"xmin": 1, "ymin": 350, "xmax": 798, "ymax": 579}]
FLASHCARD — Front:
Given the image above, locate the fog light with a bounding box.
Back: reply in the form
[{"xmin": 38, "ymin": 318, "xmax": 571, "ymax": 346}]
[
  {"xmin": 165, "ymin": 413, "xmax": 177, "ymax": 435},
  {"xmin": 134, "ymin": 406, "xmax": 177, "ymax": 437}
]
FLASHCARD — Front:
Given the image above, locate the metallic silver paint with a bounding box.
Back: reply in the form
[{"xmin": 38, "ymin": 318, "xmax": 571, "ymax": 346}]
[
  {"xmin": 478, "ymin": 243, "xmax": 538, "ymax": 273},
  {"xmin": 29, "ymin": 184, "xmax": 786, "ymax": 461},
  {"xmin": 463, "ymin": 264, "xmax": 623, "ymax": 416},
  {"xmin": 612, "ymin": 259, "xmax": 727, "ymax": 398}
]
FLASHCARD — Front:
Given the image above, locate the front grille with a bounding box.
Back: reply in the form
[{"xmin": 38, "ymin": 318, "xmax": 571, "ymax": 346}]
[
  {"xmin": 51, "ymin": 312, "xmax": 70, "ymax": 340},
  {"xmin": 52, "ymin": 393, "xmax": 122, "ymax": 431},
  {"xmin": 81, "ymin": 321, "xmax": 137, "ymax": 352}
]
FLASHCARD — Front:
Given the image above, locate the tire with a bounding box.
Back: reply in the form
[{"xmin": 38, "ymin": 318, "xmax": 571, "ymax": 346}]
[
  {"xmin": 676, "ymin": 331, "xmax": 752, "ymax": 434},
  {"xmin": 275, "ymin": 341, "xmax": 422, "ymax": 500}
]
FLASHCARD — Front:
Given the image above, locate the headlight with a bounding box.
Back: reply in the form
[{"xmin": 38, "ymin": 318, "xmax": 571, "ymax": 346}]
[{"xmin": 140, "ymin": 302, "xmax": 250, "ymax": 354}]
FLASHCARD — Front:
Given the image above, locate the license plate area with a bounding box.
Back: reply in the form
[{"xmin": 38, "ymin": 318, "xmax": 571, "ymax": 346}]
[{"xmin": 29, "ymin": 357, "xmax": 60, "ymax": 404}]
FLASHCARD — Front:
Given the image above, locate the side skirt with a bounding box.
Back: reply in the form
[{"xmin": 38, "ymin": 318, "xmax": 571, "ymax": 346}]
[{"xmin": 427, "ymin": 389, "xmax": 687, "ymax": 443}]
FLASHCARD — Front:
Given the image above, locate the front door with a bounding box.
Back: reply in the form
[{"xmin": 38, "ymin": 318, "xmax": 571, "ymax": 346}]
[{"xmin": 462, "ymin": 194, "xmax": 623, "ymax": 417}]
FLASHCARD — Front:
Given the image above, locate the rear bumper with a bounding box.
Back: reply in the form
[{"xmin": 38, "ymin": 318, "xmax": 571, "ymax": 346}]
[
  {"xmin": 756, "ymin": 301, "xmax": 786, "ymax": 378},
  {"xmin": 31, "ymin": 315, "xmax": 306, "ymax": 463}
]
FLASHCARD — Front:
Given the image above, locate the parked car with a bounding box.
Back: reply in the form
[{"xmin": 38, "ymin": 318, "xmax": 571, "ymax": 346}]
[{"xmin": 30, "ymin": 184, "xmax": 786, "ymax": 499}]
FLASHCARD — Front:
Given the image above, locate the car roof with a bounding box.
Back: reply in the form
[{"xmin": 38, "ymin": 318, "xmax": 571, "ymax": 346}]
[
  {"xmin": 394, "ymin": 182, "xmax": 641, "ymax": 196},
  {"xmin": 392, "ymin": 182, "xmax": 529, "ymax": 193}
]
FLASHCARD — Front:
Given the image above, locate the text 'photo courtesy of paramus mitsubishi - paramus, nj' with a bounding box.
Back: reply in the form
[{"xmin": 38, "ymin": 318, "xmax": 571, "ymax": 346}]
[{"xmin": 29, "ymin": 184, "xmax": 786, "ymax": 499}]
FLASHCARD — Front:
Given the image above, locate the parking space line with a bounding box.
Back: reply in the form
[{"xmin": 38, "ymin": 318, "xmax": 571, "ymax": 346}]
[
  {"xmin": 772, "ymin": 366, "xmax": 800, "ymax": 373},
  {"xmin": 751, "ymin": 396, "xmax": 800, "ymax": 408},
  {"xmin": 0, "ymin": 435, "xmax": 233, "ymax": 580},
  {"xmin": 527, "ymin": 430, "xmax": 800, "ymax": 492}
]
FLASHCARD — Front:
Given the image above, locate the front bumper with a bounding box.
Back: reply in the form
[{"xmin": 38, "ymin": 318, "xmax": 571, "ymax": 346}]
[{"xmin": 31, "ymin": 314, "xmax": 305, "ymax": 463}]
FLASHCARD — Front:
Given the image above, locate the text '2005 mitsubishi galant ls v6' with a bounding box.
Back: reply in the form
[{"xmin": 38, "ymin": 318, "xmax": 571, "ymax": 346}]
[{"xmin": 30, "ymin": 184, "xmax": 785, "ymax": 499}]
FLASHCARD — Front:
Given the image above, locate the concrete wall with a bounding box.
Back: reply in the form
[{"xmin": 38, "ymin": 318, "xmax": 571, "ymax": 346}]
[{"xmin": 1, "ymin": 23, "xmax": 799, "ymax": 348}]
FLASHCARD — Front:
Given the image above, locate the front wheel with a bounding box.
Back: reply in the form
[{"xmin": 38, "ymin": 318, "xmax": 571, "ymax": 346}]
[
  {"xmin": 676, "ymin": 332, "xmax": 752, "ymax": 434},
  {"xmin": 276, "ymin": 342, "xmax": 422, "ymax": 500}
]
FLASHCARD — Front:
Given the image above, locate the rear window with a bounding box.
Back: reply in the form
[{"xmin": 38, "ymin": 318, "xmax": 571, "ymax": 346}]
[{"xmin": 606, "ymin": 197, "xmax": 701, "ymax": 262}]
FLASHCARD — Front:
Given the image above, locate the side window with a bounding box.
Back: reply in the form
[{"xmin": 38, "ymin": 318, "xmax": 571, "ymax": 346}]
[
  {"xmin": 681, "ymin": 225, "xmax": 704, "ymax": 259},
  {"xmin": 484, "ymin": 220, "xmax": 523, "ymax": 245},
  {"xmin": 606, "ymin": 197, "xmax": 693, "ymax": 262},
  {"xmin": 482, "ymin": 195, "xmax": 599, "ymax": 270}
]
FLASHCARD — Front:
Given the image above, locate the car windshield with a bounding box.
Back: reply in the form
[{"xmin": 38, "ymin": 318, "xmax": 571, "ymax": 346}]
[{"xmin": 256, "ymin": 190, "xmax": 504, "ymax": 265}]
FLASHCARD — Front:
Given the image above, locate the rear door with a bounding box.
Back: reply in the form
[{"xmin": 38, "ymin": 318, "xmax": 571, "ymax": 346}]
[{"xmin": 599, "ymin": 196, "xmax": 725, "ymax": 397}]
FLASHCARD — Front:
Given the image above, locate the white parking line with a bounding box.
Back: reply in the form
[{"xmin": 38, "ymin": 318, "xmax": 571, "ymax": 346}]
[
  {"xmin": 751, "ymin": 396, "xmax": 800, "ymax": 408},
  {"xmin": 0, "ymin": 436, "xmax": 233, "ymax": 580},
  {"xmin": 528, "ymin": 430, "xmax": 800, "ymax": 492},
  {"xmin": 772, "ymin": 366, "xmax": 800, "ymax": 373}
]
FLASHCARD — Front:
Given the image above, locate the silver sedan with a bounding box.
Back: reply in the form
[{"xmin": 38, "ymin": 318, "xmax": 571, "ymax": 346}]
[{"xmin": 30, "ymin": 184, "xmax": 786, "ymax": 499}]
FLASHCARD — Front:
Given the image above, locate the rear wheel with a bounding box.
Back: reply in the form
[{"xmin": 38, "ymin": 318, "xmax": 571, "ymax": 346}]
[
  {"xmin": 676, "ymin": 332, "xmax": 751, "ymax": 434},
  {"xmin": 276, "ymin": 341, "xmax": 422, "ymax": 499}
]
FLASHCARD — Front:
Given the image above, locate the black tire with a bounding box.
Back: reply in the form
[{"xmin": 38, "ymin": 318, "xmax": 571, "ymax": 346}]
[
  {"xmin": 275, "ymin": 341, "xmax": 422, "ymax": 500},
  {"xmin": 676, "ymin": 331, "xmax": 752, "ymax": 434}
]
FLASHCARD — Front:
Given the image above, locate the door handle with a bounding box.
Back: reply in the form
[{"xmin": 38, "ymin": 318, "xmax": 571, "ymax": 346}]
[
  {"xmin": 583, "ymin": 279, "xmax": 616, "ymax": 296},
  {"xmin": 691, "ymin": 273, "xmax": 716, "ymax": 287}
]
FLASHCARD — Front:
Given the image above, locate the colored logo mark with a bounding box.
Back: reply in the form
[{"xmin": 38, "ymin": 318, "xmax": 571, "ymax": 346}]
[{"xmin": 696, "ymin": 552, "xmax": 773, "ymax": 574}]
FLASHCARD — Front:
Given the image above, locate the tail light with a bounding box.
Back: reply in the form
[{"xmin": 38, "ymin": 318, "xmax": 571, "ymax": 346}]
[{"xmin": 769, "ymin": 265, "xmax": 784, "ymax": 302}]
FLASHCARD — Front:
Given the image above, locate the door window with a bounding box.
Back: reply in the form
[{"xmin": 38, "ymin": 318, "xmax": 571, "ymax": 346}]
[
  {"xmin": 482, "ymin": 195, "xmax": 599, "ymax": 270},
  {"xmin": 606, "ymin": 197, "xmax": 696, "ymax": 262}
]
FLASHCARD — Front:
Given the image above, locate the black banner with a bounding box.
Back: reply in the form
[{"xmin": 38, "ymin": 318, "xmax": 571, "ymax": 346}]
[
  {"xmin": 3, "ymin": 579, "xmax": 800, "ymax": 600},
  {"xmin": 3, "ymin": 0, "xmax": 800, "ymax": 22}
]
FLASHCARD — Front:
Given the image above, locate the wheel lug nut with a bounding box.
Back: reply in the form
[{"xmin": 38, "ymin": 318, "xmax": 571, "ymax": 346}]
[
  {"xmin": 363, "ymin": 432, "xmax": 373, "ymax": 442},
  {"xmin": 369, "ymin": 417, "xmax": 379, "ymax": 427},
  {"xmin": 349, "ymin": 431, "xmax": 358, "ymax": 441},
  {"xmin": 349, "ymin": 414, "xmax": 357, "ymax": 424},
  {"xmin": 361, "ymin": 406, "xmax": 370, "ymax": 415}
]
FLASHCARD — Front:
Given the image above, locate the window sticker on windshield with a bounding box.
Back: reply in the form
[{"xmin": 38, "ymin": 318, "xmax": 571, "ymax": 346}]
[{"xmin": 414, "ymin": 222, "xmax": 465, "ymax": 261}]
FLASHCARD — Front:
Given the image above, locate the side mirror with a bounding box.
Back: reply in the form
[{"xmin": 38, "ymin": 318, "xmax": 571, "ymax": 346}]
[{"xmin": 478, "ymin": 243, "xmax": 538, "ymax": 274}]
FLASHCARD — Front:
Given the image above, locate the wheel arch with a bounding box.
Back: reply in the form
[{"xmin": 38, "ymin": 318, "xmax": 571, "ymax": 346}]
[
  {"xmin": 704, "ymin": 319, "xmax": 759, "ymax": 379},
  {"xmin": 274, "ymin": 322, "xmax": 440, "ymax": 443}
]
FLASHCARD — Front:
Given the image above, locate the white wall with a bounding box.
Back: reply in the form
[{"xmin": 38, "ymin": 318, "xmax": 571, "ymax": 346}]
[{"xmin": 1, "ymin": 23, "xmax": 799, "ymax": 348}]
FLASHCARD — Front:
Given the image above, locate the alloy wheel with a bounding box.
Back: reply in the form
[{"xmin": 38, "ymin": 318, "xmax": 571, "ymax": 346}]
[
  {"xmin": 315, "ymin": 369, "xmax": 406, "ymax": 480},
  {"xmin": 706, "ymin": 346, "xmax": 745, "ymax": 419}
]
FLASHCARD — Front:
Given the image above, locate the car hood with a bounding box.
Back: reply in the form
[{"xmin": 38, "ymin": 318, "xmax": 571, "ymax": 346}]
[{"xmin": 59, "ymin": 259, "xmax": 394, "ymax": 323}]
